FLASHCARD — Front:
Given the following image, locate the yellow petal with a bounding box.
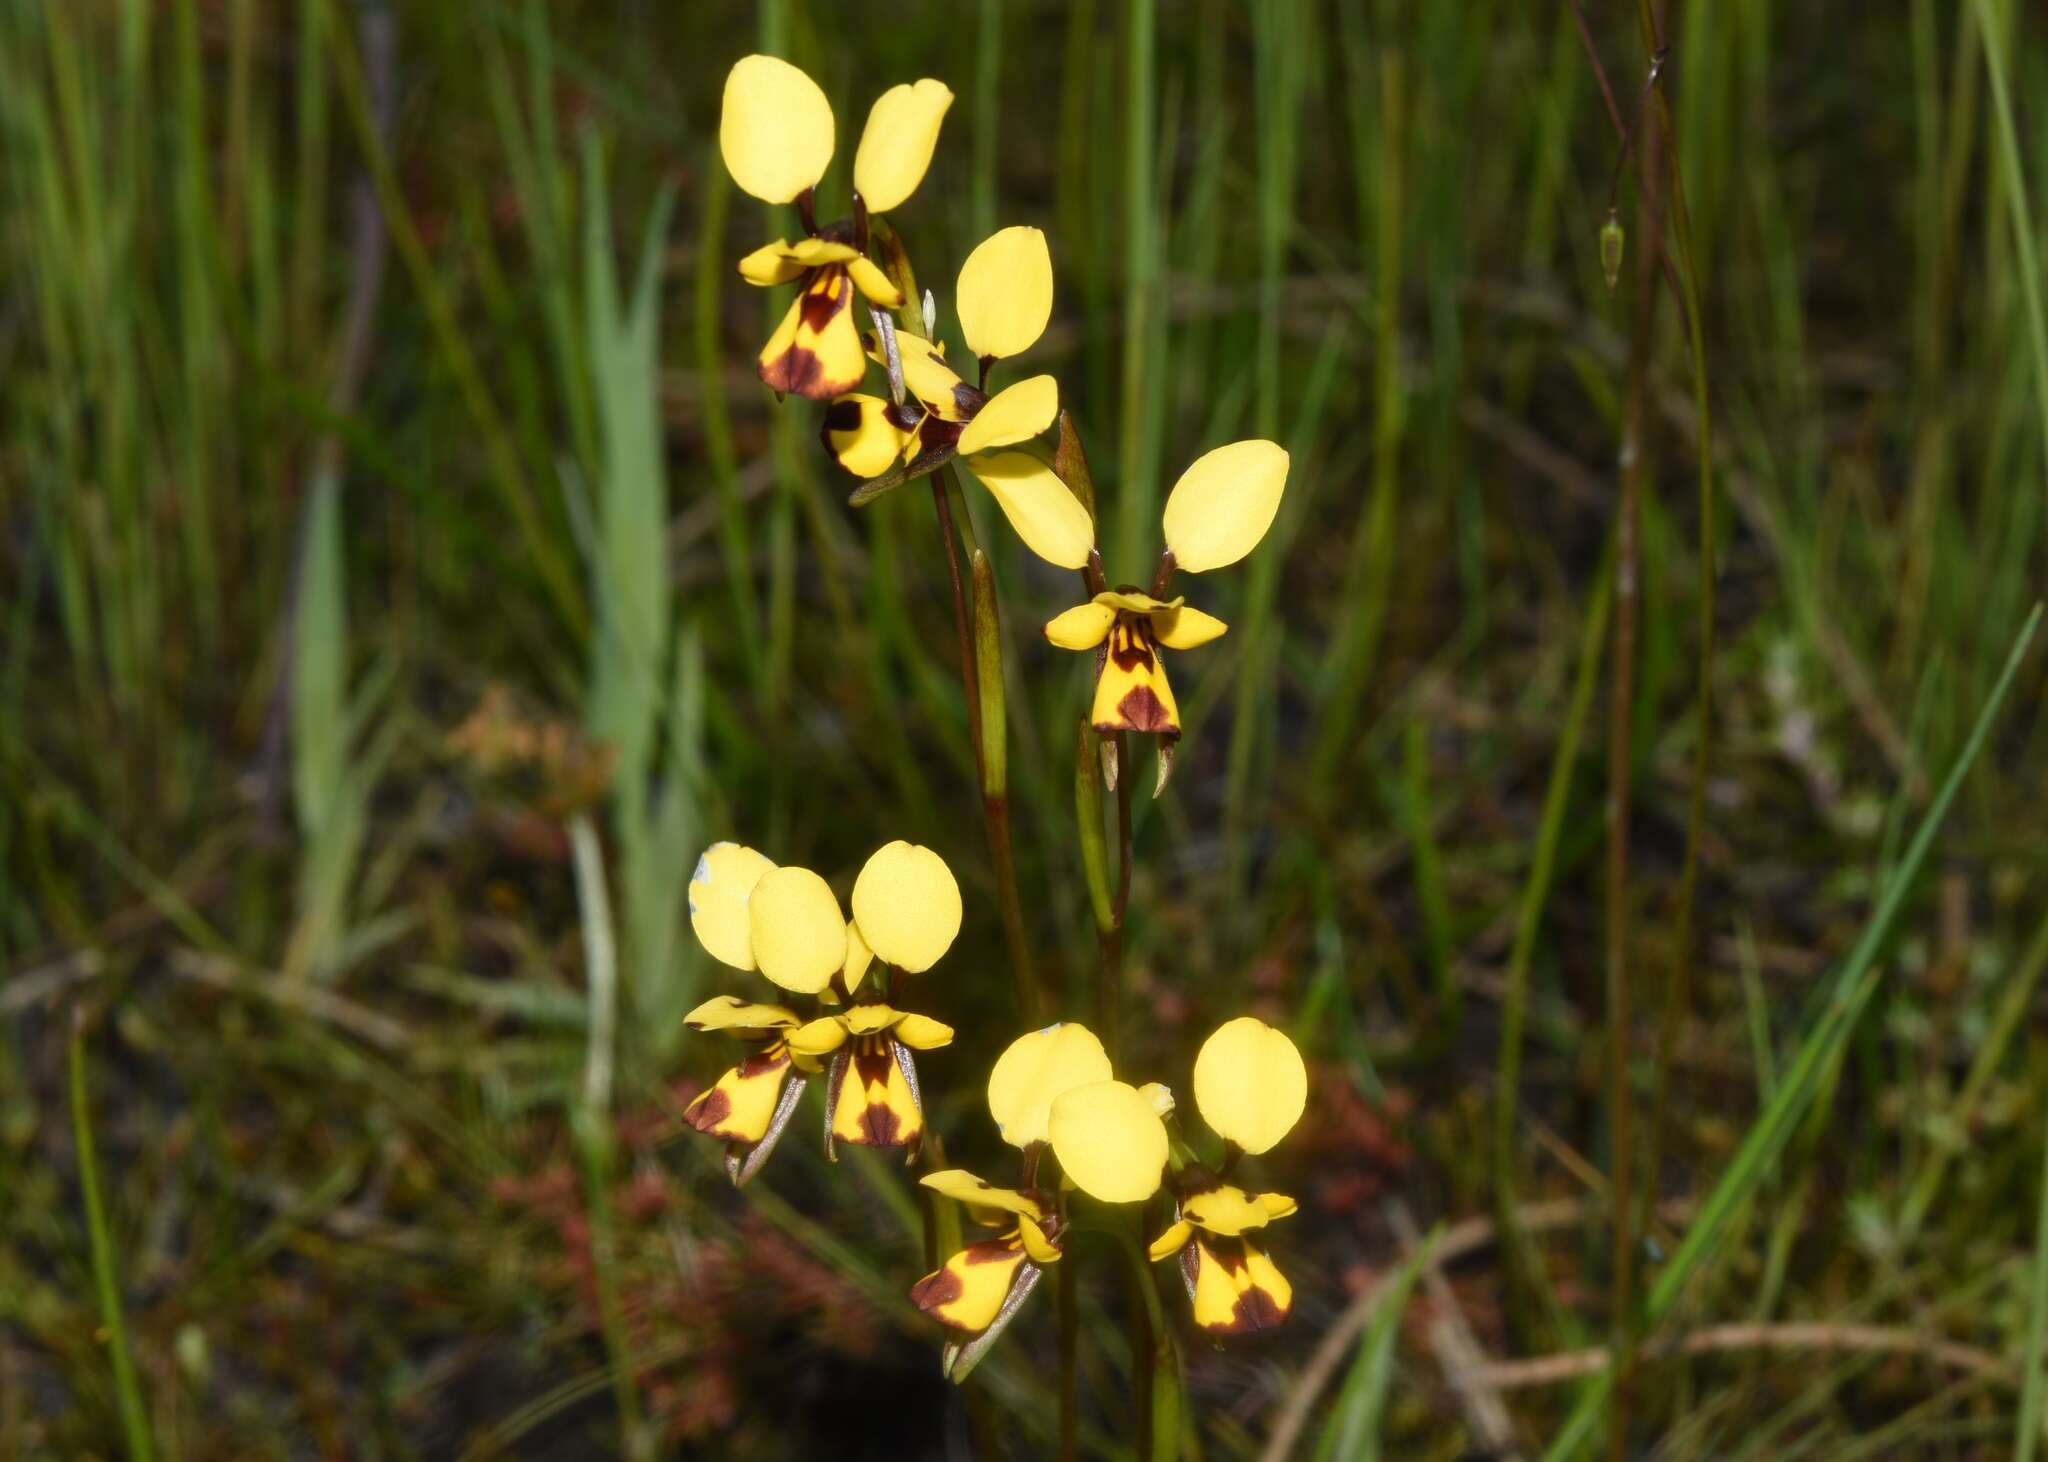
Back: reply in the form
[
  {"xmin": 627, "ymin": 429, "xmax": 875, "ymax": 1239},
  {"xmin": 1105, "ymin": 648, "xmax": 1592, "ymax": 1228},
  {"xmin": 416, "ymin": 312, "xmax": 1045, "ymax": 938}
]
[
  {"xmin": 846, "ymin": 254, "xmax": 905, "ymax": 308},
  {"xmin": 893, "ymin": 334, "xmax": 972, "ymax": 419},
  {"xmin": 682, "ymin": 995, "xmax": 801, "ymax": 1034},
  {"xmin": 719, "ymin": 55, "xmax": 835, "ymax": 206},
  {"xmin": 851, "ymin": 840, "xmax": 961, "ymax": 973},
  {"xmin": 957, "ymin": 225, "xmax": 1053, "ymax": 361},
  {"xmin": 853, "ymin": 79, "xmax": 954, "ymax": 212},
  {"xmin": 1259, "ymin": 1192, "xmax": 1299, "ymax": 1221},
  {"xmin": 1094, "ymin": 589, "xmax": 1180, "ymax": 614},
  {"xmin": 911, "ymin": 1239, "xmax": 1028, "ymax": 1333},
  {"xmin": 1148, "ymin": 1218, "xmax": 1194, "ymax": 1263},
  {"xmin": 987, "ymin": 1023, "xmax": 1112, "ymax": 1149},
  {"xmin": 1161, "ymin": 439, "xmax": 1290, "ymax": 574},
  {"xmin": 1091, "ymin": 616, "xmax": 1180, "ymax": 736},
  {"xmin": 822, "ymin": 394, "xmax": 909, "ymax": 479},
  {"xmin": 788, "ymin": 1015, "xmax": 851, "ymax": 1058},
  {"xmin": 1138, "ymin": 1082, "xmax": 1177, "ymax": 1118},
  {"xmin": 892, "ymin": 1012, "xmax": 956, "ymax": 1050},
  {"xmin": 957, "ymin": 375, "xmax": 1058, "ymax": 456},
  {"xmin": 845, "ymin": 1004, "xmax": 900, "ymax": 1036},
  {"xmin": 831, "ymin": 1043, "xmax": 923, "ymax": 1148},
  {"xmin": 1182, "ymin": 1183, "xmax": 1282, "ymax": 1237},
  {"xmin": 1018, "ymin": 1216, "xmax": 1063, "ymax": 1265},
  {"xmin": 967, "ymin": 452, "xmax": 1094, "ymax": 570},
  {"xmin": 842, "ymin": 920, "xmax": 875, "ymax": 993},
  {"xmin": 1185, "ymin": 1233, "xmax": 1292, "ymax": 1335},
  {"xmin": 1193, "ymin": 1016, "xmax": 1307, "ymax": 1155},
  {"xmin": 1047, "ymin": 1080, "xmax": 1167, "ymax": 1204},
  {"xmin": 921, "ymin": 1170, "xmax": 1046, "ymax": 1221},
  {"xmin": 784, "ymin": 238, "xmax": 860, "ymax": 268},
  {"xmin": 748, "ymin": 866, "xmax": 847, "ymax": 994},
  {"xmin": 736, "ymin": 239, "xmax": 810, "ymax": 287},
  {"xmin": 1152, "ymin": 604, "xmax": 1228, "ymax": 651},
  {"xmin": 684, "ymin": 1048, "xmax": 795, "ymax": 1144},
  {"xmin": 689, "ymin": 843, "xmax": 776, "ymax": 970},
  {"xmin": 758, "ymin": 268, "xmax": 867, "ymax": 400},
  {"xmin": 1045, "ymin": 602, "xmax": 1115, "ymax": 652}
]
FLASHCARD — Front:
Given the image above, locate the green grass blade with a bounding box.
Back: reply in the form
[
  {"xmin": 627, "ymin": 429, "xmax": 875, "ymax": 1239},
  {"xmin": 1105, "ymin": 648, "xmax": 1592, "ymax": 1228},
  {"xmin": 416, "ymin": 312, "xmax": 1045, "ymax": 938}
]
[{"xmin": 1543, "ymin": 601, "xmax": 2043, "ymax": 1460}]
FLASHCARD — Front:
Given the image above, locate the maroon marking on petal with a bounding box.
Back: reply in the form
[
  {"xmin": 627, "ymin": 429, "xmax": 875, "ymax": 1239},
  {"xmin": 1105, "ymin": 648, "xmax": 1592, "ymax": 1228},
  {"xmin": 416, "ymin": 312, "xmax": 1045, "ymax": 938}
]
[
  {"xmin": 822, "ymin": 398, "xmax": 864, "ymax": 432},
  {"xmin": 798, "ymin": 267, "xmax": 851, "ymax": 332},
  {"xmin": 683, "ymin": 1087, "xmax": 731, "ymax": 1134},
  {"xmin": 842, "ymin": 1046, "xmax": 907, "ymax": 1147},
  {"xmin": 952, "ymin": 381, "xmax": 990, "ymax": 418},
  {"xmin": 735, "ymin": 1049, "xmax": 790, "ymax": 1080},
  {"xmin": 1113, "ymin": 684, "xmax": 1174, "ymax": 734},
  {"xmin": 963, "ymin": 1238, "xmax": 1025, "ymax": 1265},
  {"xmin": 1108, "ymin": 615, "xmax": 1159, "ymax": 672},
  {"xmin": 910, "ymin": 1265, "xmax": 964, "ymax": 1317},
  {"xmin": 1228, "ymin": 1284, "xmax": 1289, "ymax": 1333},
  {"xmin": 761, "ymin": 345, "xmax": 825, "ymax": 397}
]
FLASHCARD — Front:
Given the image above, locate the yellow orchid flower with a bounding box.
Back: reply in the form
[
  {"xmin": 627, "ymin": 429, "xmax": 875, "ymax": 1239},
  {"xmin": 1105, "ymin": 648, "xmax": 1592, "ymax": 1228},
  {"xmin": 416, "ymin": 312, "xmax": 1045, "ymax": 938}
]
[
  {"xmin": 1146, "ymin": 1178, "xmax": 1298, "ymax": 1337},
  {"xmin": 721, "ymin": 55, "xmax": 954, "ymax": 399},
  {"xmin": 681, "ymin": 838, "xmax": 961, "ymax": 1181},
  {"xmin": 789, "ymin": 1001, "xmax": 954, "ymax": 1156},
  {"xmin": 827, "ymin": 226, "xmax": 1060, "ymax": 506},
  {"xmin": 907, "ymin": 1022, "xmax": 1115, "ymax": 1376},
  {"xmin": 910, "ymin": 1170, "xmax": 1065, "ymax": 1377},
  {"xmin": 1041, "ymin": 440, "xmax": 1289, "ymax": 753},
  {"xmin": 1146, "ymin": 1017, "xmax": 1309, "ymax": 1337}
]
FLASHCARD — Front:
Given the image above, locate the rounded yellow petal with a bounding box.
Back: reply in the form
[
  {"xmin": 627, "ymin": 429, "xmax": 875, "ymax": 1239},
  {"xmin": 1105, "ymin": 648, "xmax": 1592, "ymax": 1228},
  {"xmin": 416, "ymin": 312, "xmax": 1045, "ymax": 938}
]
[
  {"xmin": 987, "ymin": 1023, "xmax": 1113, "ymax": 1148},
  {"xmin": 1161, "ymin": 439, "xmax": 1290, "ymax": 574},
  {"xmin": 1182, "ymin": 1184, "xmax": 1275, "ymax": 1237},
  {"xmin": 736, "ymin": 239, "xmax": 809, "ymax": 287},
  {"xmin": 1193, "ymin": 1016, "xmax": 1307, "ymax": 1155},
  {"xmin": 1048, "ymin": 1080, "xmax": 1167, "ymax": 1204},
  {"xmin": 893, "ymin": 1012, "xmax": 956, "ymax": 1050},
  {"xmin": 689, "ymin": 843, "xmax": 776, "ymax": 970},
  {"xmin": 683, "ymin": 995, "xmax": 801, "ymax": 1033},
  {"xmin": 846, "ymin": 254, "xmax": 905, "ymax": 308},
  {"xmin": 967, "ymin": 452, "xmax": 1094, "ymax": 570},
  {"xmin": 823, "ymin": 395, "xmax": 909, "ymax": 479},
  {"xmin": 719, "ymin": 55, "xmax": 835, "ymax": 206},
  {"xmin": 1044, "ymin": 602, "xmax": 1115, "ymax": 652},
  {"xmin": 851, "ymin": 841, "xmax": 961, "ymax": 973},
  {"xmin": 1093, "ymin": 589, "xmax": 1180, "ymax": 614},
  {"xmin": 842, "ymin": 919, "xmax": 875, "ymax": 993},
  {"xmin": 1018, "ymin": 1215, "xmax": 1063, "ymax": 1265},
  {"xmin": 957, "ymin": 226, "xmax": 1053, "ymax": 361},
  {"xmin": 958, "ymin": 375, "xmax": 1058, "ymax": 457},
  {"xmin": 788, "ymin": 1014, "xmax": 851, "ymax": 1058},
  {"xmin": 853, "ymin": 79, "xmax": 954, "ymax": 212},
  {"xmin": 1147, "ymin": 1218, "xmax": 1195, "ymax": 1262},
  {"xmin": 747, "ymin": 866, "xmax": 847, "ymax": 994},
  {"xmin": 921, "ymin": 1169, "xmax": 1045, "ymax": 1220},
  {"xmin": 1152, "ymin": 604, "xmax": 1229, "ymax": 651}
]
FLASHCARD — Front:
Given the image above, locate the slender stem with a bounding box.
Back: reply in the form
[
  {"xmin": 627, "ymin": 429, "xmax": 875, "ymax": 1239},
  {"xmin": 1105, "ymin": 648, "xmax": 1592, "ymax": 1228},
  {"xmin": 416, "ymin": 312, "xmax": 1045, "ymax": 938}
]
[
  {"xmin": 70, "ymin": 1012, "xmax": 155, "ymax": 1462},
  {"xmin": 931, "ymin": 479, "xmax": 986, "ymax": 782},
  {"xmin": 1639, "ymin": 10, "xmax": 1716, "ymax": 1309},
  {"xmin": 1099, "ymin": 730, "xmax": 1134, "ymax": 1063},
  {"xmin": 933, "ymin": 468, "xmax": 1042, "ymax": 1023},
  {"xmin": 1605, "ymin": 20, "xmax": 1665, "ymax": 1456}
]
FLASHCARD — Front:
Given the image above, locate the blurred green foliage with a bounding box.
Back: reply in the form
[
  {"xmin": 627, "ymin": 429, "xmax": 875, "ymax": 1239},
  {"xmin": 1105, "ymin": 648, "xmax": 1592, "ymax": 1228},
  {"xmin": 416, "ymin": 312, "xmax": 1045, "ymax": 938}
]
[{"xmin": 6, "ymin": 0, "xmax": 2048, "ymax": 1456}]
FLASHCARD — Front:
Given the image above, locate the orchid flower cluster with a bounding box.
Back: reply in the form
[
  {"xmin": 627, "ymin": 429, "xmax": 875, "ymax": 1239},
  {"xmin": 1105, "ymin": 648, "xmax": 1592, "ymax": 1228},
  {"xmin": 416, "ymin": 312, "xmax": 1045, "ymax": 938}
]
[{"xmin": 684, "ymin": 52, "xmax": 1306, "ymax": 1393}]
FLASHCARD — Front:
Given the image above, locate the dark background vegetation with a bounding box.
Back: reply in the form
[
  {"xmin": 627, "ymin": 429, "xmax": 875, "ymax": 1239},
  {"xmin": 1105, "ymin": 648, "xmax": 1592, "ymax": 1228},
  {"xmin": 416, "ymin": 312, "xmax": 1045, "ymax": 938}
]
[{"xmin": 7, "ymin": 0, "xmax": 2048, "ymax": 1456}]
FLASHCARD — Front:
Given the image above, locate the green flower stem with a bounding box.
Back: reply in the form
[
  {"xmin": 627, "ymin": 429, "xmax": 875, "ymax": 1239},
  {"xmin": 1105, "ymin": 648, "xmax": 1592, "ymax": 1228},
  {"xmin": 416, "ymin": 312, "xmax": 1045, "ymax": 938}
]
[
  {"xmin": 933, "ymin": 465, "xmax": 1042, "ymax": 1024},
  {"xmin": 1116, "ymin": 1221, "xmax": 1180, "ymax": 1462},
  {"xmin": 70, "ymin": 1012, "xmax": 155, "ymax": 1462}
]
